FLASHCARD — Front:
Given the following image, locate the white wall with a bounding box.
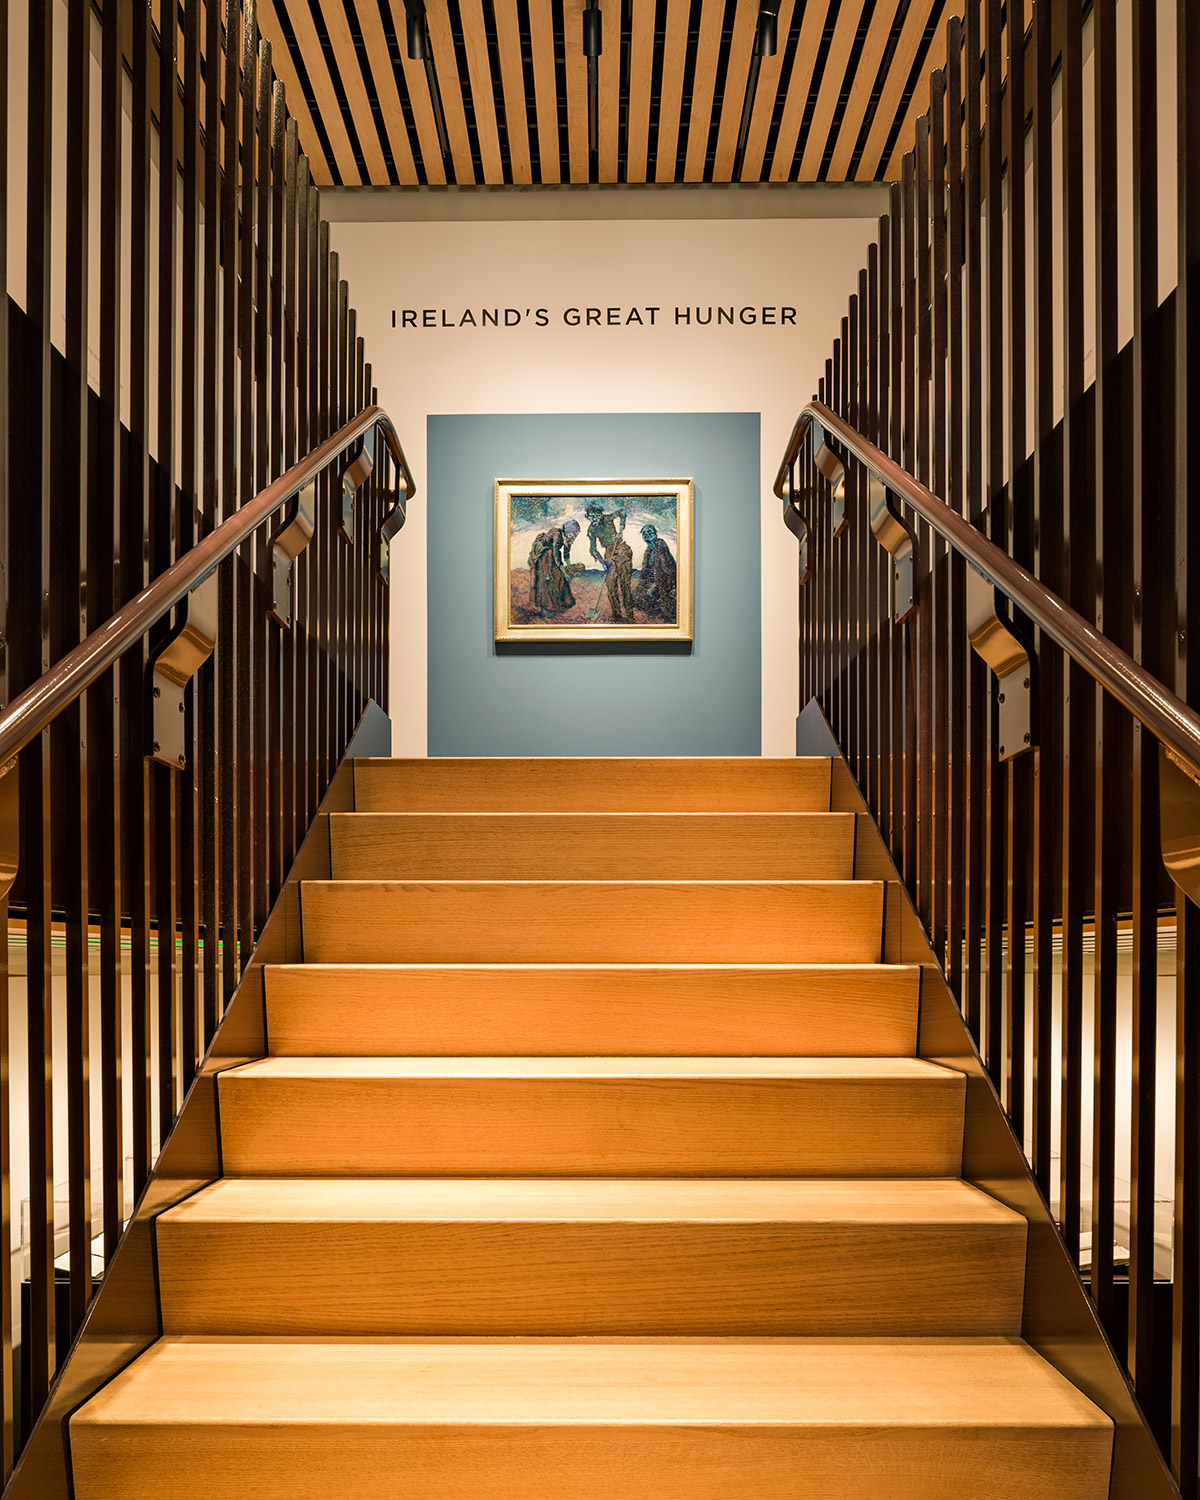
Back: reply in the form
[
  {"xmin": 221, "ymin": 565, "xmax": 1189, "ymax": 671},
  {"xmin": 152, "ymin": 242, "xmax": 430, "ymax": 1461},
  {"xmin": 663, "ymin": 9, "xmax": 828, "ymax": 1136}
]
[{"xmin": 329, "ymin": 207, "xmax": 879, "ymax": 755}]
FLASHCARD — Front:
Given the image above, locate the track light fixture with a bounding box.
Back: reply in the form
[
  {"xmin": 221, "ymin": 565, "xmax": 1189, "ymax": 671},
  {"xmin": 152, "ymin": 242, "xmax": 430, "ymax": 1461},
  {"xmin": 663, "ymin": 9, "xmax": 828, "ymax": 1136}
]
[
  {"xmin": 733, "ymin": 0, "xmax": 781, "ymax": 179},
  {"xmin": 402, "ymin": 0, "xmax": 452, "ymax": 166},
  {"xmin": 583, "ymin": 0, "xmax": 601, "ymax": 170}
]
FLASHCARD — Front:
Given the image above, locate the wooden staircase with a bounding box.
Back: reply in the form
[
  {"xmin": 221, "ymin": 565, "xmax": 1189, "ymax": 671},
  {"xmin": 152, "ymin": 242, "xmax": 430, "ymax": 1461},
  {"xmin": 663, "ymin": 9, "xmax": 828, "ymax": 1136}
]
[{"xmin": 68, "ymin": 757, "xmax": 1114, "ymax": 1499}]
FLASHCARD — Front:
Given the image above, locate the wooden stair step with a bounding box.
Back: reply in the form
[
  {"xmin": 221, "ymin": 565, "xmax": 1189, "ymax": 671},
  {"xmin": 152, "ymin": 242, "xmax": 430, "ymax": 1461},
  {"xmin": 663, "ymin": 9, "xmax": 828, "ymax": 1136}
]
[
  {"xmin": 353, "ymin": 756, "xmax": 835, "ymax": 813},
  {"xmin": 263, "ymin": 962, "xmax": 921, "ymax": 1056},
  {"xmin": 300, "ymin": 880, "xmax": 885, "ymax": 964},
  {"xmin": 68, "ymin": 1336, "xmax": 1114, "ymax": 1500},
  {"xmin": 329, "ymin": 812, "xmax": 857, "ymax": 881},
  {"xmin": 216, "ymin": 1056, "xmax": 965, "ymax": 1176},
  {"xmin": 156, "ymin": 1176, "xmax": 1026, "ymax": 1337}
]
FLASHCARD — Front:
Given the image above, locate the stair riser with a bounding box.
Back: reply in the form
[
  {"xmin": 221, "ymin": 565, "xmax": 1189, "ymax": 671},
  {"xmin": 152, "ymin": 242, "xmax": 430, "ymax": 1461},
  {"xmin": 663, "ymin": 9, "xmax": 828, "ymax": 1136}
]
[
  {"xmin": 216, "ymin": 1075, "xmax": 965, "ymax": 1176},
  {"xmin": 263, "ymin": 965, "xmax": 920, "ymax": 1056},
  {"xmin": 68, "ymin": 1424, "xmax": 1114, "ymax": 1500},
  {"xmin": 353, "ymin": 757, "xmax": 835, "ymax": 814},
  {"xmin": 300, "ymin": 881, "xmax": 884, "ymax": 964},
  {"xmin": 328, "ymin": 814, "xmax": 856, "ymax": 881},
  {"xmin": 156, "ymin": 1220, "xmax": 1025, "ymax": 1337}
]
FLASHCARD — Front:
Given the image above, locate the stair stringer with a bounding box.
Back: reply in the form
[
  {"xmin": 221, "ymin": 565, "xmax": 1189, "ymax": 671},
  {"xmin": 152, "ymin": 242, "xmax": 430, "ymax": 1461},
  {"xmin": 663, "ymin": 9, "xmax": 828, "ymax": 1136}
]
[
  {"xmin": 0, "ymin": 701, "xmax": 391, "ymax": 1500},
  {"xmin": 828, "ymin": 747, "xmax": 1179, "ymax": 1500}
]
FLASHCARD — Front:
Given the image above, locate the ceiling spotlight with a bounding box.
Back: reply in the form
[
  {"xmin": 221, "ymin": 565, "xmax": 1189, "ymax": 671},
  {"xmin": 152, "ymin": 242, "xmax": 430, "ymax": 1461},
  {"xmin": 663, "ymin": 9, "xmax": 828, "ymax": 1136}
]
[
  {"xmin": 402, "ymin": 0, "xmax": 451, "ymax": 164},
  {"xmin": 733, "ymin": 0, "xmax": 782, "ymax": 179},
  {"xmin": 583, "ymin": 0, "xmax": 601, "ymax": 170}
]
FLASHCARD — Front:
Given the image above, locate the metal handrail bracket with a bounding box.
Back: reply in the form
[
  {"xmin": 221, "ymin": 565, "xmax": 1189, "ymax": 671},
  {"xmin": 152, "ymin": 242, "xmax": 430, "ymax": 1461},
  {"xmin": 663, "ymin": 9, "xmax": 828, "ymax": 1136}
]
[
  {"xmin": 811, "ymin": 421, "xmax": 849, "ymax": 536},
  {"xmin": 148, "ymin": 575, "xmax": 219, "ymax": 768},
  {"xmin": 866, "ymin": 470, "xmax": 918, "ymax": 624},
  {"xmin": 269, "ymin": 480, "xmax": 317, "ymax": 626},
  {"xmin": 965, "ymin": 567, "xmax": 1036, "ymax": 759},
  {"xmin": 782, "ymin": 461, "xmax": 811, "ymax": 586},
  {"xmin": 341, "ymin": 428, "xmax": 375, "ymax": 544}
]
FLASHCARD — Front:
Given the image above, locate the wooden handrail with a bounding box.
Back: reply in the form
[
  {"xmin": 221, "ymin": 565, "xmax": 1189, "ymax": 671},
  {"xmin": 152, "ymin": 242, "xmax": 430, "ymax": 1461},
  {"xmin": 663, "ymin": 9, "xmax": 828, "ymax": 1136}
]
[
  {"xmin": 779, "ymin": 399, "xmax": 1200, "ymax": 788},
  {"xmin": 0, "ymin": 405, "xmax": 413, "ymax": 780}
]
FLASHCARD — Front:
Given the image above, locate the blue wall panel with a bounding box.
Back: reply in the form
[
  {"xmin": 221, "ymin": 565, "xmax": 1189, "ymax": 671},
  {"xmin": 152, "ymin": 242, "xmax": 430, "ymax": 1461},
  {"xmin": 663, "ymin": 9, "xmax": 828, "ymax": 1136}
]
[{"xmin": 427, "ymin": 412, "xmax": 761, "ymax": 756}]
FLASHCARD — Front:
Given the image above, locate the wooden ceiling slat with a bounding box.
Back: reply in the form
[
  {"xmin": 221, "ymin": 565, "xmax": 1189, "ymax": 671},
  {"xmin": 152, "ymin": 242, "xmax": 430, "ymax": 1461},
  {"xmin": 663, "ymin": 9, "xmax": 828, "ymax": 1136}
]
[
  {"xmin": 383, "ymin": 0, "xmax": 449, "ymax": 184},
  {"xmin": 826, "ymin": 0, "xmax": 903, "ymax": 180},
  {"xmin": 253, "ymin": 1, "xmax": 330, "ymax": 180},
  {"xmin": 457, "ymin": 0, "xmax": 508, "ymax": 181},
  {"xmin": 797, "ymin": 0, "xmax": 865, "ymax": 180},
  {"xmin": 710, "ymin": 0, "xmax": 759, "ymax": 179},
  {"xmin": 527, "ymin": 0, "xmax": 562, "ymax": 182},
  {"xmin": 854, "ymin": 0, "xmax": 940, "ymax": 179},
  {"xmin": 597, "ymin": 6, "xmax": 621, "ymax": 181},
  {"xmin": 739, "ymin": 0, "xmax": 798, "ymax": 181},
  {"xmin": 492, "ymin": 0, "xmax": 534, "ymax": 183},
  {"xmin": 653, "ymin": 0, "xmax": 690, "ymax": 180},
  {"xmin": 317, "ymin": 0, "xmax": 390, "ymax": 182},
  {"xmin": 625, "ymin": 0, "xmax": 657, "ymax": 182},
  {"xmin": 425, "ymin": 3, "xmax": 479, "ymax": 182},
  {"xmin": 766, "ymin": 0, "xmax": 830, "ymax": 180},
  {"xmin": 683, "ymin": 0, "xmax": 729, "ymax": 182},
  {"xmin": 884, "ymin": 0, "xmax": 963, "ymax": 176},
  {"xmin": 562, "ymin": 0, "xmax": 590, "ymax": 182},
  {"xmin": 353, "ymin": 0, "xmax": 419, "ymax": 184},
  {"xmin": 270, "ymin": 0, "xmax": 360, "ymax": 183}
]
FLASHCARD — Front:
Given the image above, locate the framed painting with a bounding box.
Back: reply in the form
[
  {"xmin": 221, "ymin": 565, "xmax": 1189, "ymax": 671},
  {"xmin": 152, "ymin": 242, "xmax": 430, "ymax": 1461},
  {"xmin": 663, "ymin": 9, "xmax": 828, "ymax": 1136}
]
[{"xmin": 494, "ymin": 478, "xmax": 694, "ymax": 643}]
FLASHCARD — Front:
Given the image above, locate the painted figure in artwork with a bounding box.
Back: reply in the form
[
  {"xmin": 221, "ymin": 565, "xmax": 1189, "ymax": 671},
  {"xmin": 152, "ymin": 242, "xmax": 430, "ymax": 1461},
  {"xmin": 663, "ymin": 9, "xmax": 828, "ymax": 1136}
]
[
  {"xmin": 585, "ymin": 501, "xmax": 635, "ymax": 622},
  {"xmin": 633, "ymin": 523, "xmax": 677, "ymax": 622},
  {"xmin": 527, "ymin": 517, "xmax": 581, "ymax": 614}
]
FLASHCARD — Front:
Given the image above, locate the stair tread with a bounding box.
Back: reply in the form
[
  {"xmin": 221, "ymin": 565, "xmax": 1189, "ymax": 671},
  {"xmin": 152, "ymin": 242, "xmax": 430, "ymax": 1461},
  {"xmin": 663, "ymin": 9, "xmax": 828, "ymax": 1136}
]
[
  {"xmin": 161, "ymin": 1176, "xmax": 1021, "ymax": 1225},
  {"xmin": 72, "ymin": 1336, "xmax": 1110, "ymax": 1429},
  {"xmin": 352, "ymin": 757, "xmax": 836, "ymax": 814},
  {"xmin": 224, "ymin": 1055, "xmax": 958, "ymax": 1082},
  {"xmin": 264, "ymin": 961, "xmax": 918, "ymax": 973}
]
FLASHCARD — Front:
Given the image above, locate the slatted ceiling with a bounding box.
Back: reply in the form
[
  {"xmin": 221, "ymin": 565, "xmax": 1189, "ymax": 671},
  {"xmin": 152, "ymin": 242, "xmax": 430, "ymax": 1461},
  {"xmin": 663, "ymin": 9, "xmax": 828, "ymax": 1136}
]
[
  {"xmin": 710, "ymin": 0, "xmax": 758, "ymax": 179},
  {"xmin": 625, "ymin": 0, "xmax": 656, "ymax": 182},
  {"xmin": 492, "ymin": 0, "xmax": 534, "ymax": 183},
  {"xmin": 254, "ymin": 0, "xmax": 960, "ymax": 187},
  {"xmin": 597, "ymin": 10, "xmax": 621, "ymax": 181},
  {"xmin": 854, "ymin": 0, "xmax": 942, "ymax": 179},
  {"xmin": 355, "ymin": 0, "xmax": 421, "ymax": 184},
  {"xmin": 682, "ymin": 0, "xmax": 727, "ymax": 181},
  {"xmin": 827, "ymin": 0, "xmax": 902, "ymax": 181},
  {"xmin": 563, "ymin": 0, "xmax": 591, "ymax": 182},
  {"xmin": 424, "ymin": 4, "xmax": 478, "ymax": 181},
  {"xmin": 654, "ymin": 0, "xmax": 691, "ymax": 180},
  {"xmin": 884, "ymin": 0, "xmax": 964, "ymax": 177},
  {"xmin": 525, "ymin": 0, "xmax": 560, "ymax": 180},
  {"xmin": 317, "ymin": 0, "xmax": 390, "ymax": 182},
  {"xmin": 273, "ymin": 0, "xmax": 360, "ymax": 183},
  {"xmin": 767, "ymin": 0, "xmax": 832, "ymax": 181},
  {"xmin": 385, "ymin": 0, "xmax": 450, "ymax": 185},
  {"xmin": 739, "ymin": 0, "xmax": 799, "ymax": 182},
  {"xmin": 457, "ymin": 0, "xmax": 507, "ymax": 180},
  {"xmin": 797, "ymin": 0, "xmax": 863, "ymax": 180}
]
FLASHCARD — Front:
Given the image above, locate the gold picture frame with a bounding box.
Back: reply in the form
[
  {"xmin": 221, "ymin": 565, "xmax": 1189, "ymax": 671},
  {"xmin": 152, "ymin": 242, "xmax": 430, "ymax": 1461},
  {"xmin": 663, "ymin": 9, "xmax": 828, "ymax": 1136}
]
[{"xmin": 494, "ymin": 478, "xmax": 694, "ymax": 643}]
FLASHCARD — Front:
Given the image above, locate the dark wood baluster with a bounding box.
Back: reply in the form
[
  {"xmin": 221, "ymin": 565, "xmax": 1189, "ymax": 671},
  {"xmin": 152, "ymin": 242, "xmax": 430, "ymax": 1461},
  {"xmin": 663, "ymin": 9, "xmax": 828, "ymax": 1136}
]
[
  {"xmin": 930, "ymin": 69, "xmax": 949, "ymax": 970},
  {"xmin": 63, "ymin": 0, "xmax": 93, "ymax": 1343},
  {"xmin": 96, "ymin": 0, "xmax": 125, "ymax": 1269},
  {"xmin": 1058, "ymin": 0, "xmax": 1100, "ymax": 1332},
  {"xmin": 126, "ymin": 0, "xmax": 153, "ymax": 1202},
  {"xmin": 1130, "ymin": 0, "xmax": 1164, "ymax": 1413},
  {"xmin": 154, "ymin": 0, "xmax": 180, "ymax": 1161},
  {"xmin": 962, "ymin": 0, "xmax": 985, "ymax": 1046},
  {"xmin": 21, "ymin": 0, "xmax": 56, "ymax": 1420},
  {"xmin": 945, "ymin": 13, "xmax": 967, "ymax": 1006},
  {"xmin": 1175, "ymin": 0, "xmax": 1200, "ymax": 1482}
]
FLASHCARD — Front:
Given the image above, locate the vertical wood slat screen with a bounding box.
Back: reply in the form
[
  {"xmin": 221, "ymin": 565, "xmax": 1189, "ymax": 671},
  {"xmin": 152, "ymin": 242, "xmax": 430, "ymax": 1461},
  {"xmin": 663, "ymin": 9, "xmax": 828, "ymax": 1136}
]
[
  {"xmin": 0, "ymin": 0, "xmax": 394, "ymax": 1473},
  {"xmin": 792, "ymin": 0, "xmax": 1200, "ymax": 1493}
]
